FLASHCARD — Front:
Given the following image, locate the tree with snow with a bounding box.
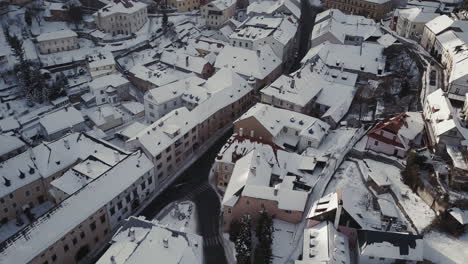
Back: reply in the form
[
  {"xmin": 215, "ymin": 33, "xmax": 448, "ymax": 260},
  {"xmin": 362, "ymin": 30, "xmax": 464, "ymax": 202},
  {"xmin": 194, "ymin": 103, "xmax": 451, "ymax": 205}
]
[
  {"xmin": 253, "ymin": 211, "xmax": 274, "ymax": 264},
  {"xmin": 24, "ymin": 10, "xmax": 32, "ymax": 26},
  {"xmin": 235, "ymin": 215, "xmax": 252, "ymax": 264}
]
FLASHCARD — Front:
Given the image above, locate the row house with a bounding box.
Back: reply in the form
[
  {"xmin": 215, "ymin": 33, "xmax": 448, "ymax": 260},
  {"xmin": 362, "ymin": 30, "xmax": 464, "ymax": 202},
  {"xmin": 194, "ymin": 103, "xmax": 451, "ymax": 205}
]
[
  {"xmin": 0, "ymin": 134, "xmax": 26, "ymax": 162},
  {"xmin": 128, "ymin": 69, "xmax": 254, "ymax": 185},
  {"xmin": 0, "ymin": 151, "xmax": 154, "ymax": 264},
  {"xmin": 86, "ymin": 52, "xmax": 117, "ymax": 80},
  {"xmin": 168, "ymin": 0, "xmax": 201, "ymax": 12},
  {"xmin": 0, "ymin": 133, "xmax": 129, "ymax": 224}
]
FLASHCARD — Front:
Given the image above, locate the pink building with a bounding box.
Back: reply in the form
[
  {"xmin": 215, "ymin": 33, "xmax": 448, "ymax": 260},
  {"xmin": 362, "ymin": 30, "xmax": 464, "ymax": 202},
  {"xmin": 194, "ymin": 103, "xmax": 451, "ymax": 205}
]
[{"xmin": 365, "ymin": 112, "xmax": 424, "ymax": 158}]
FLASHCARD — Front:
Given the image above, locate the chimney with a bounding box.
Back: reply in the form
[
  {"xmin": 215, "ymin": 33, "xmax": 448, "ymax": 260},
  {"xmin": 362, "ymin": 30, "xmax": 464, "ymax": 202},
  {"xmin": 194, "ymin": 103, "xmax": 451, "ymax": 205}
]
[
  {"xmin": 128, "ymin": 228, "xmax": 136, "ymax": 242},
  {"xmin": 163, "ymin": 238, "xmax": 169, "ymax": 248},
  {"xmin": 239, "ymin": 127, "xmax": 243, "ymax": 137},
  {"xmin": 186, "ymin": 56, "xmax": 189, "ymax": 67},
  {"xmin": 86, "ymin": 161, "xmax": 92, "ymax": 174},
  {"xmin": 274, "ymin": 185, "xmax": 279, "ymax": 196},
  {"xmin": 64, "ymin": 139, "xmax": 70, "ymax": 150},
  {"xmin": 290, "ymin": 79, "xmax": 295, "ymax": 88},
  {"xmin": 334, "ymin": 197, "xmax": 343, "ymax": 229},
  {"xmin": 114, "ymin": 151, "xmax": 120, "ymax": 163}
]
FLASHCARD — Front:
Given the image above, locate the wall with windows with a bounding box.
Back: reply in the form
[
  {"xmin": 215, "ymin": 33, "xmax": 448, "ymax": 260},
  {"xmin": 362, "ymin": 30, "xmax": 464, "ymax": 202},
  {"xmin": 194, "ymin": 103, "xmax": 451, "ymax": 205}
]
[
  {"xmin": 38, "ymin": 36, "xmax": 79, "ymax": 54},
  {"xmin": 323, "ymin": 0, "xmax": 392, "ymax": 20},
  {"xmin": 29, "ymin": 206, "xmax": 111, "ymax": 264},
  {"xmin": 96, "ymin": 8, "xmax": 148, "ymax": 36}
]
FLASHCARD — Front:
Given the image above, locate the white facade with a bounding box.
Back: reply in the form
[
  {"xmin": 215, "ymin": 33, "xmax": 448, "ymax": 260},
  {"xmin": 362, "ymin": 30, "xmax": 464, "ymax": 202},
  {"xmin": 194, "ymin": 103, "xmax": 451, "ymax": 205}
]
[
  {"xmin": 37, "ymin": 30, "xmax": 79, "ymax": 54},
  {"xmin": 94, "ymin": 0, "xmax": 148, "ymax": 36},
  {"xmin": 395, "ymin": 8, "xmax": 438, "ymax": 41},
  {"xmin": 89, "ymin": 74, "xmax": 131, "ymax": 105},
  {"xmin": 201, "ymin": 0, "xmax": 237, "ymax": 29}
]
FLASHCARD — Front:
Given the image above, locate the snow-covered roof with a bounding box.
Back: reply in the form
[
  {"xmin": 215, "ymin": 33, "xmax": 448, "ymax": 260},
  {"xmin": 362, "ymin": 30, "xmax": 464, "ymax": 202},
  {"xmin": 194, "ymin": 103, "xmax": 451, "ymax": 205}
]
[
  {"xmin": 0, "ymin": 117, "xmax": 20, "ymax": 132},
  {"xmin": 96, "ymin": 216, "xmax": 203, "ymax": 264},
  {"xmin": 235, "ymin": 103, "xmax": 330, "ymax": 148},
  {"xmin": 446, "ymin": 145, "xmax": 468, "ymax": 171},
  {"xmin": 89, "ymin": 74, "xmax": 129, "ymax": 91},
  {"xmin": 398, "ymin": 8, "xmax": 438, "ymax": 24},
  {"xmin": 129, "ymin": 107, "xmax": 197, "ymax": 157},
  {"xmin": 88, "ymin": 105, "xmax": 123, "ymax": 127},
  {"xmin": 159, "ymin": 50, "xmax": 210, "ymax": 75},
  {"xmin": 204, "ymin": 0, "xmax": 236, "ymax": 11},
  {"xmin": 222, "ymin": 149, "xmax": 308, "ymax": 211},
  {"xmin": 0, "ymin": 150, "xmax": 41, "ymax": 199},
  {"xmin": 424, "ymin": 89, "xmax": 468, "ymax": 142},
  {"xmin": 311, "ymin": 9, "xmax": 383, "ymax": 46},
  {"xmin": 377, "ymin": 33, "xmax": 397, "ymax": 48},
  {"xmin": 36, "ymin": 29, "xmax": 77, "ymax": 42},
  {"xmin": 377, "ymin": 198, "xmax": 399, "ymax": 219},
  {"xmin": 261, "ymin": 61, "xmax": 357, "ymax": 123},
  {"xmin": 87, "ymin": 52, "xmax": 115, "ymax": 69},
  {"xmin": 357, "ymin": 230, "xmax": 424, "ymax": 261},
  {"xmin": 144, "ymin": 76, "xmax": 207, "ymax": 106},
  {"xmin": 117, "ymin": 122, "xmax": 146, "ymax": 140},
  {"xmin": 129, "ymin": 64, "xmax": 193, "ymax": 88},
  {"xmin": 214, "ymin": 45, "xmax": 281, "ymax": 80},
  {"xmin": 32, "ymin": 132, "xmax": 128, "ymax": 179},
  {"xmin": 425, "ymin": 15, "xmax": 454, "ymax": 35},
  {"xmin": 0, "ymin": 134, "xmax": 25, "ymax": 157},
  {"xmin": 448, "ymin": 208, "xmax": 468, "ymax": 225},
  {"xmin": 0, "ymin": 151, "xmax": 152, "ymax": 264},
  {"xmin": 296, "ymin": 221, "xmax": 350, "ymax": 264},
  {"xmin": 39, "ymin": 107, "xmax": 85, "ymax": 135},
  {"xmin": 95, "ymin": 0, "xmax": 147, "ymax": 18},
  {"xmin": 247, "ymin": 0, "xmax": 301, "ymax": 19},
  {"xmin": 303, "ymin": 41, "xmax": 386, "ymax": 76},
  {"xmin": 121, "ymin": 101, "xmax": 145, "ymax": 116}
]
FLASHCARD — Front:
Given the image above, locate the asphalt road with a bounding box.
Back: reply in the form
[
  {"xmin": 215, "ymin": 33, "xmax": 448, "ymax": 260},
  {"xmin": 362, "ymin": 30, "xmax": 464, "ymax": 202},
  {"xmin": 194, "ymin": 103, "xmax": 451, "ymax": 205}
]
[{"xmin": 138, "ymin": 130, "xmax": 232, "ymax": 264}]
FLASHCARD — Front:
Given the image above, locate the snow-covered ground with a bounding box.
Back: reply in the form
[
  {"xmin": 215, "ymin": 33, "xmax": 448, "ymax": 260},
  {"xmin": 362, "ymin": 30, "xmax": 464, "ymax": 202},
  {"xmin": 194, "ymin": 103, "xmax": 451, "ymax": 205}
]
[
  {"xmin": 363, "ymin": 159, "xmax": 435, "ymax": 231},
  {"xmin": 154, "ymin": 200, "xmax": 198, "ymax": 234},
  {"xmin": 424, "ymin": 232, "xmax": 468, "ymax": 264}
]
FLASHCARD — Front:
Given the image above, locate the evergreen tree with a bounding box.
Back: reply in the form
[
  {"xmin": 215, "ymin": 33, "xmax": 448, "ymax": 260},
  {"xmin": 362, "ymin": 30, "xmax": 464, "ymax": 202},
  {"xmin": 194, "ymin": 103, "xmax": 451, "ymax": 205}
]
[
  {"xmin": 401, "ymin": 151, "xmax": 420, "ymax": 192},
  {"xmin": 229, "ymin": 219, "xmax": 242, "ymax": 242},
  {"xmin": 253, "ymin": 212, "xmax": 274, "ymax": 264},
  {"xmin": 24, "ymin": 10, "xmax": 32, "ymax": 26},
  {"xmin": 68, "ymin": 5, "xmax": 83, "ymax": 29},
  {"xmin": 235, "ymin": 215, "xmax": 252, "ymax": 264}
]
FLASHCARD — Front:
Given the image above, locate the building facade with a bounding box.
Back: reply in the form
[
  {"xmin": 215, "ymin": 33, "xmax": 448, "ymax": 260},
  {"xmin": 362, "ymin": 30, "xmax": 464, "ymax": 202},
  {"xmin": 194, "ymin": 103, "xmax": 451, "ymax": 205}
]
[
  {"xmin": 201, "ymin": 0, "xmax": 237, "ymax": 28},
  {"xmin": 37, "ymin": 30, "xmax": 79, "ymax": 54},
  {"xmin": 94, "ymin": 0, "xmax": 148, "ymax": 36},
  {"xmin": 323, "ymin": 0, "xmax": 392, "ymax": 20}
]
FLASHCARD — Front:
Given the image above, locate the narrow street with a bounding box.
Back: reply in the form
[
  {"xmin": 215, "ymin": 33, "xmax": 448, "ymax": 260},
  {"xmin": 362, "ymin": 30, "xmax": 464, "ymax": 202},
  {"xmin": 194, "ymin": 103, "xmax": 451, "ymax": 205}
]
[{"xmin": 138, "ymin": 130, "xmax": 231, "ymax": 264}]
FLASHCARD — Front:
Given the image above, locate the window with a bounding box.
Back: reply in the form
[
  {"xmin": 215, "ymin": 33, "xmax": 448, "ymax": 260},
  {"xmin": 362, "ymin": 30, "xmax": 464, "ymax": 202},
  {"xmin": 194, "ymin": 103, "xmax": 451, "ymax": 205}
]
[
  {"xmin": 104, "ymin": 228, "xmax": 108, "ymax": 235},
  {"xmin": 64, "ymin": 244, "xmax": 69, "ymax": 252},
  {"xmin": 126, "ymin": 194, "xmax": 131, "ymax": 203},
  {"xmin": 149, "ymin": 104, "xmax": 154, "ymax": 109},
  {"xmin": 89, "ymin": 221, "xmax": 96, "ymax": 231},
  {"xmin": 140, "ymin": 182, "xmax": 146, "ymax": 190},
  {"xmin": 36, "ymin": 186, "xmax": 40, "ymax": 192},
  {"xmin": 283, "ymin": 127, "xmax": 288, "ymax": 132},
  {"xmin": 157, "ymin": 163, "xmax": 162, "ymax": 169},
  {"xmin": 158, "ymin": 172, "xmax": 163, "ymax": 179},
  {"xmin": 0, "ymin": 198, "xmax": 3, "ymax": 203},
  {"xmin": 110, "ymin": 206, "xmax": 115, "ymax": 216},
  {"xmin": 167, "ymin": 156, "xmax": 172, "ymax": 162},
  {"xmin": 25, "ymin": 190, "xmax": 30, "ymax": 196},
  {"xmin": 80, "ymin": 232, "xmax": 85, "ymax": 239},
  {"xmin": 228, "ymin": 208, "xmax": 231, "ymax": 213},
  {"xmin": 117, "ymin": 201, "xmax": 123, "ymax": 210},
  {"xmin": 166, "ymin": 146, "xmax": 171, "ymax": 153},
  {"xmin": 374, "ymin": 140, "xmax": 379, "ymax": 146},
  {"xmin": 72, "ymin": 237, "xmax": 77, "ymax": 245},
  {"xmin": 94, "ymin": 236, "xmax": 99, "ymax": 243},
  {"xmin": 156, "ymin": 153, "xmax": 162, "ymax": 160},
  {"xmin": 100, "ymin": 214, "xmax": 106, "ymax": 223},
  {"xmin": 148, "ymin": 176, "xmax": 153, "ymax": 185},
  {"xmin": 51, "ymin": 255, "xmax": 57, "ymax": 262},
  {"xmin": 369, "ymin": 256, "xmax": 374, "ymax": 259}
]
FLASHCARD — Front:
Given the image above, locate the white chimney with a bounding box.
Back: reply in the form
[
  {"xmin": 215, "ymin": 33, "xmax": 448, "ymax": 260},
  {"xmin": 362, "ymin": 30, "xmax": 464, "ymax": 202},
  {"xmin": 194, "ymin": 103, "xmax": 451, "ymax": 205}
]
[
  {"xmin": 114, "ymin": 151, "xmax": 120, "ymax": 163},
  {"xmin": 239, "ymin": 127, "xmax": 244, "ymax": 137},
  {"xmin": 64, "ymin": 139, "xmax": 70, "ymax": 150},
  {"xmin": 163, "ymin": 238, "xmax": 169, "ymax": 248},
  {"xmin": 274, "ymin": 185, "xmax": 279, "ymax": 196},
  {"xmin": 86, "ymin": 161, "xmax": 92, "ymax": 174}
]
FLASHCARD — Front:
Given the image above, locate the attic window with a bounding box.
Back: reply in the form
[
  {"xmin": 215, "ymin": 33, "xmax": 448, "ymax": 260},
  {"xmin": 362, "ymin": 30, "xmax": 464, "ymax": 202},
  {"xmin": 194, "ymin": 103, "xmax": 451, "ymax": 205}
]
[
  {"xmin": 29, "ymin": 166, "xmax": 35, "ymax": 174},
  {"xmin": 56, "ymin": 161, "xmax": 61, "ymax": 165},
  {"xmin": 19, "ymin": 170, "xmax": 25, "ymax": 179}
]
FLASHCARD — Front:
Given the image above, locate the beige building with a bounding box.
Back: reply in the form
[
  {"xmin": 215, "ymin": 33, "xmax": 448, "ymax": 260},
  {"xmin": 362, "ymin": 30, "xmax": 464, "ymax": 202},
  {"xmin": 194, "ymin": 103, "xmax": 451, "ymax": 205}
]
[
  {"xmin": 36, "ymin": 30, "xmax": 79, "ymax": 54},
  {"xmin": 94, "ymin": 0, "xmax": 148, "ymax": 36},
  {"xmin": 201, "ymin": 0, "xmax": 237, "ymax": 28},
  {"xmin": 324, "ymin": 0, "xmax": 392, "ymax": 20},
  {"xmin": 168, "ymin": 0, "xmax": 201, "ymax": 12},
  {"xmin": 0, "ymin": 151, "xmax": 154, "ymax": 264},
  {"xmin": 87, "ymin": 52, "xmax": 117, "ymax": 80},
  {"xmin": 395, "ymin": 8, "xmax": 438, "ymax": 41}
]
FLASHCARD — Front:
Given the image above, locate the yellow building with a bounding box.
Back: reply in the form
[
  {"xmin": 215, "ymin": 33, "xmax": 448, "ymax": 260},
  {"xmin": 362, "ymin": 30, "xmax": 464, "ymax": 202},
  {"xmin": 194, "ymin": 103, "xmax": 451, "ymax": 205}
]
[
  {"xmin": 324, "ymin": 0, "xmax": 392, "ymax": 20},
  {"xmin": 169, "ymin": 0, "xmax": 201, "ymax": 12}
]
